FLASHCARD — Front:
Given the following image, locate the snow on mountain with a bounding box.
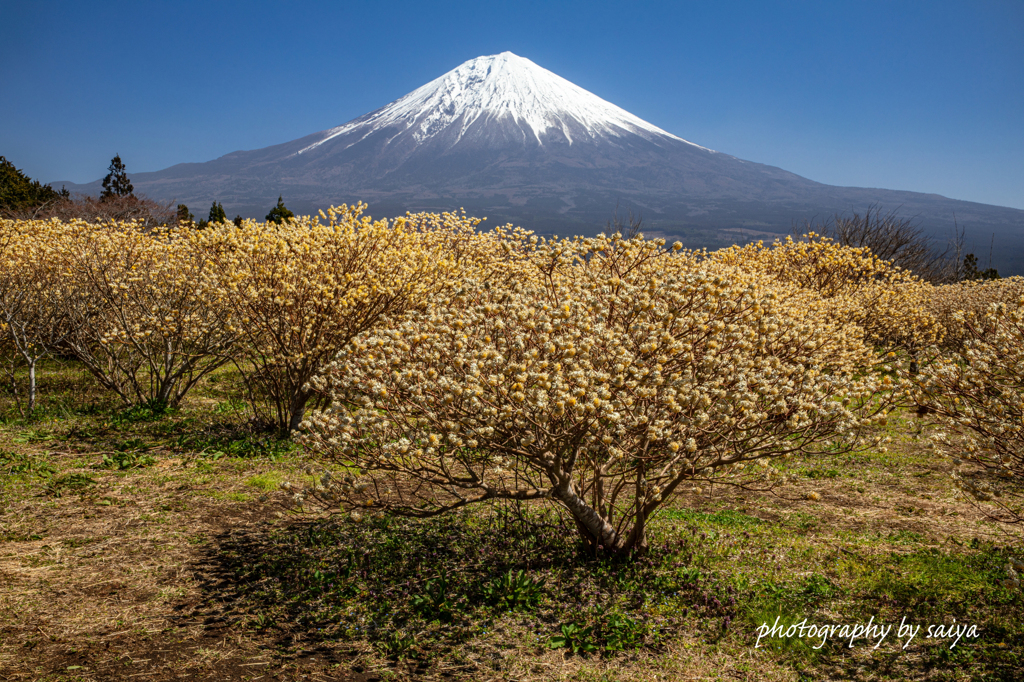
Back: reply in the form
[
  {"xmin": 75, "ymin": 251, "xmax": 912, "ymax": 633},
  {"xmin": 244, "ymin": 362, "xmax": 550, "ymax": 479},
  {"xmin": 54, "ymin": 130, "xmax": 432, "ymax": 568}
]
[
  {"xmin": 297, "ymin": 52, "xmax": 709, "ymax": 155},
  {"xmin": 53, "ymin": 52, "xmax": 1024, "ymax": 276}
]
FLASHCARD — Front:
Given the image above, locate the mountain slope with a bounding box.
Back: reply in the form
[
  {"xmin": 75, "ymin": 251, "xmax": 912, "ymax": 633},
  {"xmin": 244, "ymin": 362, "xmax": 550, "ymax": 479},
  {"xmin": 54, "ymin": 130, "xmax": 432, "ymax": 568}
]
[{"xmin": 56, "ymin": 52, "xmax": 1023, "ymax": 274}]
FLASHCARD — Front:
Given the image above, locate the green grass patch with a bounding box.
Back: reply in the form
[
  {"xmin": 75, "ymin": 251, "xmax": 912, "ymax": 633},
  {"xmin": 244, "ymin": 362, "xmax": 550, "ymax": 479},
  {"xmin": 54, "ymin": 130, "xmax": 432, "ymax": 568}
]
[
  {"xmin": 804, "ymin": 467, "xmax": 841, "ymax": 480},
  {"xmin": 244, "ymin": 472, "xmax": 285, "ymax": 491},
  {"xmin": 96, "ymin": 450, "xmax": 157, "ymax": 470},
  {"xmin": 0, "ymin": 449, "xmax": 56, "ymax": 478},
  {"xmin": 212, "ymin": 506, "xmax": 736, "ymax": 663},
  {"xmin": 177, "ymin": 431, "xmax": 297, "ymax": 460},
  {"xmin": 886, "ymin": 529, "xmax": 927, "ymax": 545},
  {"xmin": 107, "ymin": 399, "xmax": 174, "ymax": 427},
  {"xmin": 44, "ymin": 473, "xmax": 97, "ymax": 497},
  {"xmin": 661, "ymin": 508, "xmax": 763, "ymax": 528}
]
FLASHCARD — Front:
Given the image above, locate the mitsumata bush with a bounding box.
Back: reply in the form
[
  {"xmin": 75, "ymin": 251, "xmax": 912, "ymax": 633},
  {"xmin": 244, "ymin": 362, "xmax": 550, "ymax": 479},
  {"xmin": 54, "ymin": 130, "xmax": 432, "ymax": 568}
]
[{"xmin": 1, "ymin": 209, "xmax": 1022, "ymax": 545}]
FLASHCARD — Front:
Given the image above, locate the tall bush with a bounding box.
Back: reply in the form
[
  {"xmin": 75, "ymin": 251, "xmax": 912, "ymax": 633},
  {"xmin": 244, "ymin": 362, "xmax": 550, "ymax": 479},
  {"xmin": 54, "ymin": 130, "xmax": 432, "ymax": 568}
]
[
  {"xmin": 711, "ymin": 233, "xmax": 941, "ymax": 370},
  {"xmin": 301, "ymin": 234, "xmax": 894, "ymax": 554},
  {"xmin": 51, "ymin": 220, "xmax": 239, "ymax": 406},
  {"xmin": 201, "ymin": 205, "xmax": 527, "ymax": 433},
  {"xmin": 916, "ymin": 295, "xmax": 1024, "ymax": 526},
  {"xmin": 926, "ymin": 277, "xmax": 1024, "ymax": 351},
  {"xmin": 0, "ymin": 219, "xmax": 79, "ymax": 415}
]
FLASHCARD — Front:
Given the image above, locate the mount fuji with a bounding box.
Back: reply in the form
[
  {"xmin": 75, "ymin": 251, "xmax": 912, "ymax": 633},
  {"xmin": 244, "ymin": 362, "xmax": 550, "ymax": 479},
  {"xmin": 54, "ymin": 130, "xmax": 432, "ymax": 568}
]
[{"xmin": 56, "ymin": 52, "xmax": 1024, "ymax": 273}]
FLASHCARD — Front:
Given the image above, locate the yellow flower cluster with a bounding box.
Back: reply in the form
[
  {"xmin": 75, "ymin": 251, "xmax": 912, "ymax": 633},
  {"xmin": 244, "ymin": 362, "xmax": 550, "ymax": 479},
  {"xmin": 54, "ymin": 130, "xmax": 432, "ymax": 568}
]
[
  {"xmin": 1, "ymin": 217, "xmax": 238, "ymax": 407},
  {"xmin": 191, "ymin": 205, "xmax": 530, "ymax": 431},
  {"xmin": 710, "ymin": 233, "xmax": 940, "ymax": 352},
  {"xmin": 300, "ymin": 232, "xmax": 896, "ymax": 553},
  {"xmin": 0, "ymin": 208, "xmax": 529, "ymax": 425},
  {"xmin": 915, "ymin": 292, "xmax": 1024, "ymax": 525},
  {"xmin": 925, "ymin": 276, "xmax": 1024, "ymax": 350}
]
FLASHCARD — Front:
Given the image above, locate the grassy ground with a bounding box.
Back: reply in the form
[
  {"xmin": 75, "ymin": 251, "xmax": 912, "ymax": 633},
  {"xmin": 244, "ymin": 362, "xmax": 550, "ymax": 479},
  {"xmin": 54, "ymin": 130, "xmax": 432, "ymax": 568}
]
[{"xmin": 0, "ymin": 360, "xmax": 1021, "ymax": 681}]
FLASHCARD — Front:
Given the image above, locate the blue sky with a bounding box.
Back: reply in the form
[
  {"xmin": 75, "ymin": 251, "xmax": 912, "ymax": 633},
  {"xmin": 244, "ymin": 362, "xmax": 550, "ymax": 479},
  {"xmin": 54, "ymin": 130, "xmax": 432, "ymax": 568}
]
[{"xmin": 2, "ymin": 0, "xmax": 1022, "ymax": 209}]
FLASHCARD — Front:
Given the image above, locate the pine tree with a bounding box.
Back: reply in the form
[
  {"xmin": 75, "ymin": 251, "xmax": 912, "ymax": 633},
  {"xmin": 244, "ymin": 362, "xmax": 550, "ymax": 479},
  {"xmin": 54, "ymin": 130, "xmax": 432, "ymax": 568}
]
[
  {"xmin": 100, "ymin": 155, "xmax": 134, "ymax": 200},
  {"xmin": 233, "ymin": 215, "xmax": 244, "ymax": 227},
  {"xmin": 208, "ymin": 201, "xmax": 227, "ymax": 224},
  {"xmin": 0, "ymin": 156, "xmax": 68, "ymax": 213},
  {"xmin": 265, "ymin": 196, "xmax": 294, "ymax": 224},
  {"xmin": 176, "ymin": 204, "xmax": 194, "ymax": 225},
  {"xmin": 961, "ymin": 254, "xmax": 999, "ymax": 281}
]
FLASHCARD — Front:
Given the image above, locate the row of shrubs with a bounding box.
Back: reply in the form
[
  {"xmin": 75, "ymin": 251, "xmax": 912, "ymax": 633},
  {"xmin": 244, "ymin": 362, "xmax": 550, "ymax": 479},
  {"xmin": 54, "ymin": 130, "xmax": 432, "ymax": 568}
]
[
  {"xmin": 1, "ymin": 210, "xmax": 1022, "ymax": 544},
  {"xmin": 0, "ymin": 206, "xmax": 525, "ymax": 430}
]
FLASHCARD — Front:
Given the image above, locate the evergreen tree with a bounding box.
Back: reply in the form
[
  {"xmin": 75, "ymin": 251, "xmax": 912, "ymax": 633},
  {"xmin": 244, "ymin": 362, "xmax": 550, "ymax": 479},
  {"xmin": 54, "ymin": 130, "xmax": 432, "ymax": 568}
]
[
  {"xmin": 233, "ymin": 215, "xmax": 244, "ymax": 227},
  {"xmin": 0, "ymin": 156, "xmax": 68, "ymax": 213},
  {"xmin": 176, "ymin": 203, "xmax": 194, "ymax": 224},
  {"xmin": 208, "ymin": 201, "xmax": 227, "ymax": 224},
  {"xmin": 100, "ymin": 154, "xmax": 134, "ymax": 199},
  {"xmin": 265, "ymin": 196, "xmax": 294, "ymax": 224},
  {"xmin": 961, "ymin": 253, "xmax": 999, "ymax": 281}
]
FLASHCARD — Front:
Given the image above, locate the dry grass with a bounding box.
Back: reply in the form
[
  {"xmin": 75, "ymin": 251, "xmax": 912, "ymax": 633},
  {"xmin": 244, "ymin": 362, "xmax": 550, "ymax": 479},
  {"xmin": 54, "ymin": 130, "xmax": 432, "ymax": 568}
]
[{"xmin": 0, "ymin": 362, "xmax": 1020, "ymax": 681}]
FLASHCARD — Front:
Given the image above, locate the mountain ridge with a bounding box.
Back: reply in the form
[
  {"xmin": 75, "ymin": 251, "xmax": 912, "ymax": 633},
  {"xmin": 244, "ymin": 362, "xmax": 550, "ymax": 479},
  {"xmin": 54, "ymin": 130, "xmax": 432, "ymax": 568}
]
[{"xmin": 53, "ymin": 52, "xmax": 1023, "ymax": 274}]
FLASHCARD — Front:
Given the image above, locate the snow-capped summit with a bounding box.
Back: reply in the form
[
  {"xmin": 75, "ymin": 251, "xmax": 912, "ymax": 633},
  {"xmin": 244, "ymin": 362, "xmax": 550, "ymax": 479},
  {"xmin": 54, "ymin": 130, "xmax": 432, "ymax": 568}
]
[{"xmin": 298, "ymin": 52, "xmax": 703, "ymax": 154}]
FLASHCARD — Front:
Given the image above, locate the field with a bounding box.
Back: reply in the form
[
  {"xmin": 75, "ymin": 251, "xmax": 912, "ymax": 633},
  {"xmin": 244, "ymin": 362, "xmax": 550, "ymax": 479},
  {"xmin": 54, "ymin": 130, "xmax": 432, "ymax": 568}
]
[{"xmin": 1, "ymin": 360, "xmax": 1021, "ymax": 682}]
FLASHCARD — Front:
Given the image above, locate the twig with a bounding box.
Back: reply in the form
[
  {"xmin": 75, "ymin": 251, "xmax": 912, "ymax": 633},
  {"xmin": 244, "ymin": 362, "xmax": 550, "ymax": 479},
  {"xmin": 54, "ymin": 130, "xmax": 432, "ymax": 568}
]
[{"xmin": 830, "ymin": 543, "xmax": 863, "ymax": 560}]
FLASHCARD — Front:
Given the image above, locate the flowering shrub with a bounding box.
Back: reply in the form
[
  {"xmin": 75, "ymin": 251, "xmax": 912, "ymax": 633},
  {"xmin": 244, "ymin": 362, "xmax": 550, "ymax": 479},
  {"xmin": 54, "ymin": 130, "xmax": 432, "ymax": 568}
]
[
  {"xmin": 0, "ymin": 219, "xmax": 82, "ymax": 415},
  {"xmin": 48, "ymin": 220, "xmax": 239, "ymax": 406},
  {"xmin": 915, "ymin": 295, "xmax": 1024, "ymax": 526},
  {"xmin": 198, "ymin": 205, "xmax": 528, "ymax": 433},
  {"xmin": 0, "ymin": 218, "xmax": 238, "ymax": 409},
  {"xmin": 926, "ymin": 277, "xmax": 1024, "ymax": 350},
  {"xmin": 301, "ymin": 233, "xmax": 894, "ymax": 554},
  {"xmin": 0, "ymin": 209, "xmax": 529, "ymax": 425},
  {"xmin": 710, "ymin": 234, "xmax": 940, "ymax": 354}
]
